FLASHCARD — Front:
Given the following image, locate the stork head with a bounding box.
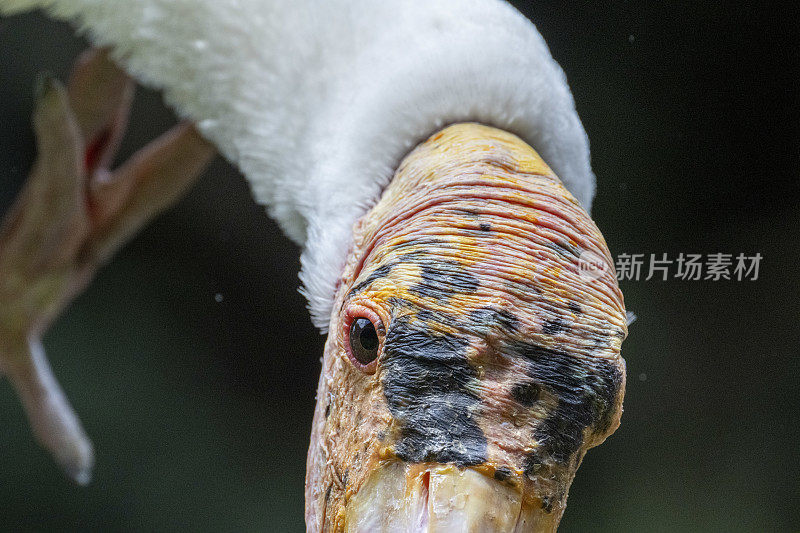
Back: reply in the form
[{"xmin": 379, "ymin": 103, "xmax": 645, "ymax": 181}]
[{"xmin": 305, "ymin": 123, "xmax": 627, "ymax": 532}]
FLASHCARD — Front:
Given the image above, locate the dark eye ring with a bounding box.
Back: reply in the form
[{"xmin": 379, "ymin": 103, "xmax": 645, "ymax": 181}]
[{"xmin": 343, "ymin": 306, "xmax": 384, "ymax": 373}]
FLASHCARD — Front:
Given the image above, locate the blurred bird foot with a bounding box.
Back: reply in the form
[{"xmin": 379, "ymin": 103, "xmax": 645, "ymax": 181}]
[{"xmin": 0, "ymin": 49, "xmax": 215, "ymax": 484}]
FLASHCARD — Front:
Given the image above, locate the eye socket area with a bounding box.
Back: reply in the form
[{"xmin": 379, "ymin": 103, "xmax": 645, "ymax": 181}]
[{"xmin": 342, "ymin": 305, "xmax": 384, "ymax": 373}]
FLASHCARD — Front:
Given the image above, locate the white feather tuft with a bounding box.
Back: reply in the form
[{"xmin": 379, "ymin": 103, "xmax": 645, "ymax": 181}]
[{"xmin": 1, "ymin": 0, "xmax": 596, "ymax": 330}]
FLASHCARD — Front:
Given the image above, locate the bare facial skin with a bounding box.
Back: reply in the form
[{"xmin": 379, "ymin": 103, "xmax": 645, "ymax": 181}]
[{"xmin": 305, "ymin": 123, "xmax": 627, "ymax": 532}]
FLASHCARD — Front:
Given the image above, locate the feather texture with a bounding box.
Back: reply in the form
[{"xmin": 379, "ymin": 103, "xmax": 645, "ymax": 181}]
[{"xmin": 1, "ymin": 0, "xmax": 595, "ymax": 329}]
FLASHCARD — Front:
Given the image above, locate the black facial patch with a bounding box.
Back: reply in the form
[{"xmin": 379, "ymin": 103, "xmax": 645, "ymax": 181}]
[
  {"xmin": 590, "ymin": 360, "xmax": 624, "ymax": 434},
  {"xmin": 410, "ymin": 260, "xmax": 479, "ymax": 301},
  {"xmin": 505, "ymin": 341, "xmax": 622, "ymax": 471},
  {"xmin": 568, "ymin": 302, "xmax": 582, "ymax": 314},
  {"xmin": 511, "ymin": 381, "xmax": 541, "ymax": 407},
  {"xmin": 479, "ymin": 222, "xmax": 492, "ymax": 231},
  {"xmin": 382, "ymin": 317, "xmax": 487, "ymax": 467},
  {"xmin": 542, "ymin": 317, "xmax": 566, "ymax": 335}
]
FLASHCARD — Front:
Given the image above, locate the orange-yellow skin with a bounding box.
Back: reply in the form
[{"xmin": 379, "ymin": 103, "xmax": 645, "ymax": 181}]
[{"xmin": 305, "ymin": 123, "xmax": 627, "ymax": 531}]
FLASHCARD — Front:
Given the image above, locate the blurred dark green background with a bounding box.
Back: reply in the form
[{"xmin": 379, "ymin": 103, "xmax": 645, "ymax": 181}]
[{"xmin": 1, "ymin": 2, "xmax": 797, "ymax": 531}]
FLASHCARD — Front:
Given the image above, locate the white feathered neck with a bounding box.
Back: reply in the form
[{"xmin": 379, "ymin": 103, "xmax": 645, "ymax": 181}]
[{"xmin": 1, "ymin": 0, "xmax": 595, "ymax": 330}]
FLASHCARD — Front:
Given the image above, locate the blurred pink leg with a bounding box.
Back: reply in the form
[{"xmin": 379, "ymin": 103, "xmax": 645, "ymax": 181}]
[{"xmin": 0, "ymin": 49, "xmax": 215, "ymax": 483}]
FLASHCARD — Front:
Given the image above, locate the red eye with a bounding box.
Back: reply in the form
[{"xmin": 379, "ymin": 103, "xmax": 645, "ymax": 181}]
[{"xmin": 343, "ymin": 306, "xmax": 384, "ymax": 373}]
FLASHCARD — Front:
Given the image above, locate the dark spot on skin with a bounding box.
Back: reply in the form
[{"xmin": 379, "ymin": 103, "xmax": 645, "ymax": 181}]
[
  {"xmin": 416, "ymin": 308, "xmax": 459, "ymax": 326},
  {"xmin": 505, "ymin": 279, "xmax": 542, "ymax": 298},
  {"xmin": 541, "ymin": 495, "xmax": 553, "ymax": 513},
  {"xmin": 397, "ymin": 251, "xmax": 425, "ymax": 261},
  {"xmin": 479, "ymin": 222, "xmax": 492, "ymax": 231},
  {"xmin": 324, "ymin": 485, "xmax": 332, "ymax": 502},
  {"xmin": 591, "ymin": 328, "xmax": 611, "ymax": 348},
  {"xmin": 494, "ymin": 466, "xmax": 512, "ymax": 482},
  {"xmin": 410, "ymin": 260, "xmax": 479, "ymax": 301},
  {"xmin": 325, "ymin": 403, "xmax": 331, "ymax": 419},
  {"xmin": 505, "ymin": 341, "xmax": 622, "ymax": 471},
  {"xmin": 593, "ymin": 336, "xmax": 609, "ymax": 348},
  {"xmin": 511, "ymin": 382, "xmax": 541, "ymax": 407},
  {"xmin": 377, "ymin": 430, "xmax": 386, "ymax": 442},
  {"xmin": 467, "ymin": 307, "xmax": 519, "ymax": 333},
  {"xmin": 349, "ymin": 263, "xmax": 393, "ymax": 297},
  {"xmin": 523, "ymin": 455, "xmax": 544, "ymax": 477},
  {"xmin": 545, "ymin": 240, "xmax": 581, "ymax": 258},
  {"xmin": 385, "ymin": 297, "xmax": 412, "ymax": 310},
  {"xmin": 568, "ymin": 302, "xmax": 582, "ymax": 314},
  {"xmin": 397, "ymin": 238, "xmax": 447, "ymax": 250},
  {"xmin": 390, "ymin": 241, "xmax": 450, "ymax": 261},
  {"xmin": 342, "ymin": 469, "xmax": 349, "ymax": 485},
  {"xmin": 382, "ymin": 317, "xmax": 487, "ymax": 467},
  {"xmin": 543, "ymin": 317, "xmax": 566, "ymax": 335}
]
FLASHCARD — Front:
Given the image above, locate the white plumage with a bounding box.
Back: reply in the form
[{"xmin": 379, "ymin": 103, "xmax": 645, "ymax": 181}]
[{"xmin": 1, "ymin": 0, "xmax": 595, "ymax": 330}]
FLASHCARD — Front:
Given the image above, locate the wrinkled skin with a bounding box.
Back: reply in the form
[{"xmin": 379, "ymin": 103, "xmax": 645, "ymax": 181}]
[{"xmin": 306, "ymin": 124, "xmax": 627, "ymax": 532}]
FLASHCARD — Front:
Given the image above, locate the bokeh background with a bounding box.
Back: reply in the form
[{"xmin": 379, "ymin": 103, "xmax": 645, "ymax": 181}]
[{"xmin": 1, "ymin": 2, "xmax": 797, "ymax": 531}]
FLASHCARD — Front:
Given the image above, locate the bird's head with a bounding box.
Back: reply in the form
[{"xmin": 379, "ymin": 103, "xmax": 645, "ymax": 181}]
[{"xmin": 305, "ymin": 123, "xmax": 627, "ymax": 532}]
